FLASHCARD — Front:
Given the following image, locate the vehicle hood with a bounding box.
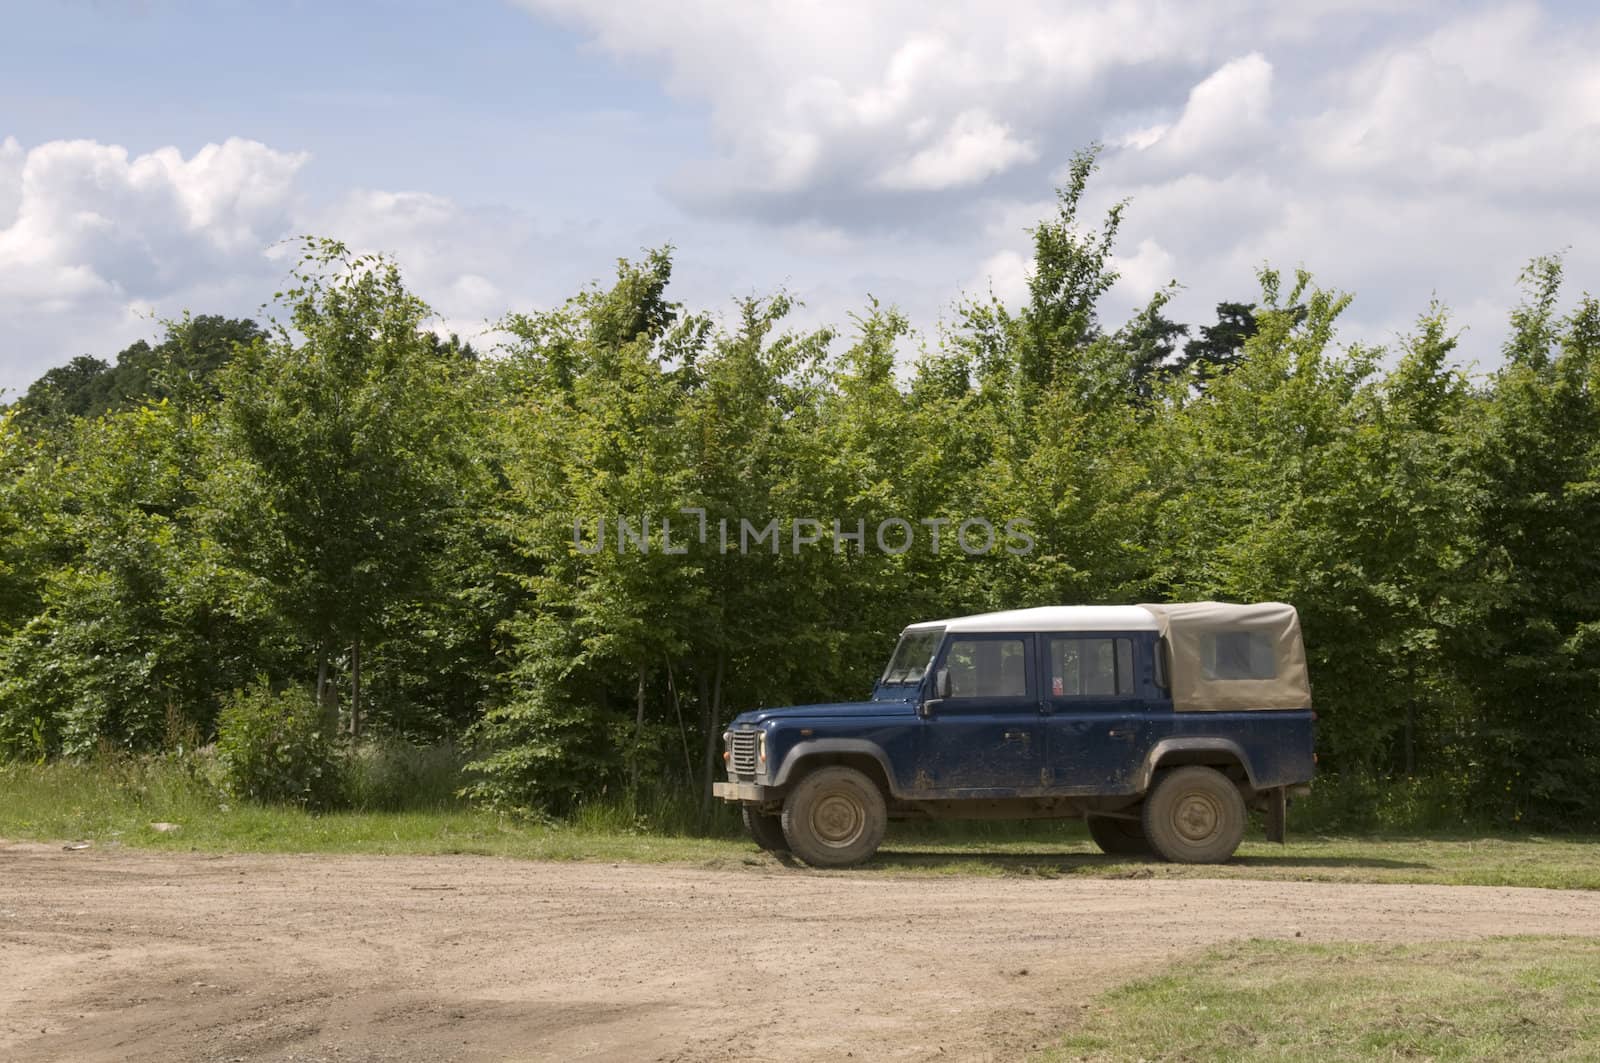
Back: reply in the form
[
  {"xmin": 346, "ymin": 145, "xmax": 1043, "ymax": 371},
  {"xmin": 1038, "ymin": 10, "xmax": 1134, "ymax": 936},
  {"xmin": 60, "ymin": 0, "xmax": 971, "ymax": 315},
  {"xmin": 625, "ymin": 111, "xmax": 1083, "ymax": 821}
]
[{"xmin": 731, "ymin": 700, "xmax": 916, "ymax": 726}]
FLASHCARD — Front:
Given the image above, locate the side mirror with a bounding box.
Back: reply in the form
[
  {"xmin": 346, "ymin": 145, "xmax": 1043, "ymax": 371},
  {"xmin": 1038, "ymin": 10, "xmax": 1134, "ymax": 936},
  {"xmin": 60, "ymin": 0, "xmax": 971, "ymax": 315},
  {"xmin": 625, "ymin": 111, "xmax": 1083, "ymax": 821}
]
[{"xmin": 919, "ymin": 668, "xmax": 950, "ymax": 718}]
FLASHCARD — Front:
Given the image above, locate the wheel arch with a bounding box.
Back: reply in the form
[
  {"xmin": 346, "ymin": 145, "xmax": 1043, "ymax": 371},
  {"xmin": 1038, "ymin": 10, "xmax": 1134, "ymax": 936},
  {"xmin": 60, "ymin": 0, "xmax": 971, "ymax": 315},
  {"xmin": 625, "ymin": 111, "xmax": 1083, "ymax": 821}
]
[
  {"xmin": 771, "ymin": 739, "xmax": 898, "ymax": 800},
  {"xmin": 1136, "ymin": 738, "xmax": 1256, "ymax": 793}
]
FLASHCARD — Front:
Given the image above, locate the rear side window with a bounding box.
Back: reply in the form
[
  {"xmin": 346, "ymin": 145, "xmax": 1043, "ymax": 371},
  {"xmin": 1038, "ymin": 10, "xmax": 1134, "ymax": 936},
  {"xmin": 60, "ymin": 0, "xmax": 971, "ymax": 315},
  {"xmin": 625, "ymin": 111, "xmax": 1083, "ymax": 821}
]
[
  {"xmin": 943, "ymin": 637, "xmax": 1029, "ymax": 697},
  {"xmin": 1201, "ymin": 631, "xmax": 1277, "ymax": 680},
  {"xmin": 1048, "ymin": 637, "xmax": 1135, "ymax": 697}
]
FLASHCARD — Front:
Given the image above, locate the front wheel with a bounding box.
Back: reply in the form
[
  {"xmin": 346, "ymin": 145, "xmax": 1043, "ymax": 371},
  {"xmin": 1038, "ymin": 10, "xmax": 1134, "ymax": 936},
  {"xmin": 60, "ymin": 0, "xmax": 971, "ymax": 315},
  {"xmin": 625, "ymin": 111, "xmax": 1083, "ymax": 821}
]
[
  {"xmin": 742, "ymin": 806, "xmax": 789, "ymax": 852},
  {"xmin": 1086, "ymin": 814, "xmax": 1150, "ymax": 856},
  {"xmin": 1142, "ymin": 766, "xmax": 1247, "ymax": 864},
  {"xmin": 781, "ymin": 766, "xmax": 887, "ymax": 868}
]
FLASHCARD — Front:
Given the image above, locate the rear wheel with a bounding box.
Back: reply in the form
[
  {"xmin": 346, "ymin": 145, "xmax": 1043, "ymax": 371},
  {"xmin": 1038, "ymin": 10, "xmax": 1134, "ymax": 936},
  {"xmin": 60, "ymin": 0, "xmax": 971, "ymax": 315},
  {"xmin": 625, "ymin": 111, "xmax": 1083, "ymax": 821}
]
[
  {"xmin": 1086, "ymin": 814, "xmax": 1150, "ymax": 856},
  {"xmin": 742, "ymin": 806, "xmax": 789, "ymax": 852},
  {"xmin": 1142, "ymin": 766, "xmax": 1247, "ymax": 864},
  {"xmin": 781, "ymin": 766, "xmax": 887, "ymax": 868}
]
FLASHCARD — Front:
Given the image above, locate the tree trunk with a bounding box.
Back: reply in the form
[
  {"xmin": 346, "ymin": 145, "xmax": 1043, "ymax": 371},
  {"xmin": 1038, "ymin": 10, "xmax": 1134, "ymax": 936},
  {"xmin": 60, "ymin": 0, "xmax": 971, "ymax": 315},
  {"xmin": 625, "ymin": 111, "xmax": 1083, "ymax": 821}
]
[
  {"xmin": 1404, "ymin": 706, "xmax": 1415, "ymax": 778},
  {"xmin": 699, "ymin": 650, "xmax": 724, "ymax": 819},
  {"xmin": 1403, "ymin": 664, "xmax": 1416, "ymax": 777},
  {"xmin": 665, "ymin": 655, "xmax": 694, "ymax": 791},
  {"xmin": 351, "ymin": 639, "xmax": 363, "ymax": 740},
  {"xmin": 316, "ymin": 644, "xmax": 331, "ymax": 715},
  {"xmin": 631, "ymin": 664, "xmax": 646, "ymax": 795},
  {"xmin": 697, "ymin": 667, "xmax": 711, "ymax": 821}
]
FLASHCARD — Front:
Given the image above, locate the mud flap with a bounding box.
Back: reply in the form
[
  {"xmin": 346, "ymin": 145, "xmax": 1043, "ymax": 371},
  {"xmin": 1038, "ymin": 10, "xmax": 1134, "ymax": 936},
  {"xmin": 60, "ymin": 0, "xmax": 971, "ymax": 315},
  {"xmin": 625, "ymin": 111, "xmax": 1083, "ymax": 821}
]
[{"xmin": 1265, "ymin": 786, "xmax": 1287, "ymax": 844}]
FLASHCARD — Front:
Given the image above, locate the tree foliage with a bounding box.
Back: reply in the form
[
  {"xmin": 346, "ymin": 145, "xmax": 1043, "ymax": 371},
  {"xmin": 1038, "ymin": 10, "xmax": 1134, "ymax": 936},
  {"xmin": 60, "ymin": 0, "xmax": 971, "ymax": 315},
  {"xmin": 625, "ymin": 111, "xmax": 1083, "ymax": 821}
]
[
  {"xmin": 11, "ymin": 315, "xmax": 263, "ymax": 435},
  {"xmin": 3, "ymin": 174, "xmax": 1598, "ymax": 828}
]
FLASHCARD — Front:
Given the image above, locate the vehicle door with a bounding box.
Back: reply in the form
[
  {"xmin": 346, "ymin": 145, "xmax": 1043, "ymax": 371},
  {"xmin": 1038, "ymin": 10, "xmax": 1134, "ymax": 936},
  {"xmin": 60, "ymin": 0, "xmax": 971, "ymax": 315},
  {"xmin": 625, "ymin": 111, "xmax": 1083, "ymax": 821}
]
[
  {"xmin": 1040, "ymin": 633, "xmax": 1150, "ymax": 793},
  {"xmin": 918, "ymin": 633, "xmax": 1043, "ymax": 791}
]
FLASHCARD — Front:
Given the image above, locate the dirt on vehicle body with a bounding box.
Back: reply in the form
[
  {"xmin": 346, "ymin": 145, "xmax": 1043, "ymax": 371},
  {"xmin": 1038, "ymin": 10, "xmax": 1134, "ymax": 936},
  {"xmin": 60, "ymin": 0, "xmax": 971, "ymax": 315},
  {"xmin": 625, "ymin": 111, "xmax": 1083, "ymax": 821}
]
[
  {"xmin": 5, "ymin": 843, "xmax": 1600, "ymax": 1062},
  {"xmin": 718, "ymin": 602, "xmax": 1317, "ymax": 867}
]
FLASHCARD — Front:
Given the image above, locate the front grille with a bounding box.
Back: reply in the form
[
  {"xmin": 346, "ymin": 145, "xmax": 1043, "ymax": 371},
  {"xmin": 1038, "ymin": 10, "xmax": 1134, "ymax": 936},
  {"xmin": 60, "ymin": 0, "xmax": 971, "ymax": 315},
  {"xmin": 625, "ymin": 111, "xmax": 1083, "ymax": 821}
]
[{"xmin": 729, "ymin": 731, "xmax": 759, "ymax": 776}]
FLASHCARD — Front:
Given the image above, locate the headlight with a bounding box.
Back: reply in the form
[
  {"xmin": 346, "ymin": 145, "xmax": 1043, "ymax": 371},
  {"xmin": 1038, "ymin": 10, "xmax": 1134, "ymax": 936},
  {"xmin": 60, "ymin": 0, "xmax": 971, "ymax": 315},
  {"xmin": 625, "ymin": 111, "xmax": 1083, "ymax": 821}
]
[{"xmin": 758, "ymin": 731, "xmax": 767, "ymax": 766}]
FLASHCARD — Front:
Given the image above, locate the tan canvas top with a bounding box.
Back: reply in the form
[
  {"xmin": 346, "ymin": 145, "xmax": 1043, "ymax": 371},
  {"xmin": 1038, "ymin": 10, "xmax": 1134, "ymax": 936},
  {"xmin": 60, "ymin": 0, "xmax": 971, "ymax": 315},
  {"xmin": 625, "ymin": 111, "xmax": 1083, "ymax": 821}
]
[{"xmin": 1138, "ymin": 601, "xmax": 1311, "ymax": 712}]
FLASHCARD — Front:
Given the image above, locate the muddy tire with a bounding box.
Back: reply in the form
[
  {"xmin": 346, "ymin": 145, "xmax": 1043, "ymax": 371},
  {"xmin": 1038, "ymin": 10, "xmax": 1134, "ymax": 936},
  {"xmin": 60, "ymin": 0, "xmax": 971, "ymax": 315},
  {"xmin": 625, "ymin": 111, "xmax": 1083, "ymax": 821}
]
[
  {"xmin": 742, "ymin": 806, "xmax": 789, "ymax": 852},
  {"xmin": 781, "ymin": 766, "xmax": 887, "ymax": 868},
  {"xmin": 1086, "ymin": 814, "xmax": 1150, "ymax": 856},
  {"xmin": 1142, "ymin": 766, "xmax": 1247, "ymax": 864}
]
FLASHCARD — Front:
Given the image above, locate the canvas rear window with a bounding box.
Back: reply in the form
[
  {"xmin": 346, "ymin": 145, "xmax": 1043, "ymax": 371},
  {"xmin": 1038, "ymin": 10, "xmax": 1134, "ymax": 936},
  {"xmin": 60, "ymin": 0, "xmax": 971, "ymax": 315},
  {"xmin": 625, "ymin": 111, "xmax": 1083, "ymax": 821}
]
[{"xmin": 1201, "ymin": 631, "xmax": 1277, "ymax": 680}]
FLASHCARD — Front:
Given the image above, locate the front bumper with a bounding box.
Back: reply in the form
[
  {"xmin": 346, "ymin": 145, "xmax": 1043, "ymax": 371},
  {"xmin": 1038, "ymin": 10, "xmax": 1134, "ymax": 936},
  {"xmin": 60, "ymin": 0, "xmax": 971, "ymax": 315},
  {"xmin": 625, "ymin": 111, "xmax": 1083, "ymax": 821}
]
[{"xmin": 713, "ymin": 780, "xmax": 773, "ymax": 802}]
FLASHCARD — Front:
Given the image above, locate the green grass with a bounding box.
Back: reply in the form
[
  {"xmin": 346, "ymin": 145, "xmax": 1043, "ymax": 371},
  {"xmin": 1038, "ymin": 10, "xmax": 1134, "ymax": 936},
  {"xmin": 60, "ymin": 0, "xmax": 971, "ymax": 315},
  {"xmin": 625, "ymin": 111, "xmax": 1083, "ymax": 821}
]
[
  {"xmin": 1043, "ymin": 936, "xmax": 1600, "ymax": 1062},
  {"xmin": 0, "ymin": 758, "xmax": 748, "ymax": 863},
  {"xmin": 4, "ymin": 759, "xmax": 1600, "ymax": 888},
  {"xmin": 862, "ymin": 830, "xmax": 1600, "ymax": 889}
]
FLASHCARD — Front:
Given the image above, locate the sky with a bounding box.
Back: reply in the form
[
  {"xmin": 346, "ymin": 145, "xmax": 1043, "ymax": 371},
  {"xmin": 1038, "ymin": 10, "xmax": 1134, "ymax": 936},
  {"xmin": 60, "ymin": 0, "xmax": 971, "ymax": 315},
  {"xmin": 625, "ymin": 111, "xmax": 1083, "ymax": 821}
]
[{"xmin": 2, "ymin": 0, "xmax": 1598, "ymax": 395}]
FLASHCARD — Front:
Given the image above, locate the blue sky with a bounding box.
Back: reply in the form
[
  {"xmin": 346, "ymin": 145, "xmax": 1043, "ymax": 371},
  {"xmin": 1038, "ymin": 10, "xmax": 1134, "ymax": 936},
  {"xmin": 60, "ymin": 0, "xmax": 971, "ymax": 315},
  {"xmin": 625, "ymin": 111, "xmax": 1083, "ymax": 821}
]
[
  {"xmin": 2, "ymin": 1, "xmax": 693, "ymax": 208},
  {"xmin": 3, "ymin": 0, "xmax": 1599, "ymax": 393}
]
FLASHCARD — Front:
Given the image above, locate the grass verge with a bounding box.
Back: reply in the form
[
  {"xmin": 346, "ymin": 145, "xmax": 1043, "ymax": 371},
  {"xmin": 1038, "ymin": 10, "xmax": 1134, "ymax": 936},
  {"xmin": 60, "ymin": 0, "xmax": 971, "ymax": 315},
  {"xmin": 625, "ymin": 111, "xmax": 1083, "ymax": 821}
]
[
  {"xmin": 0, "ymin": 758, "xmax": 745, "ymax": 864},
  {"xmin": 3, "ymin": 760, "xmax": 1600, "ymax": 888},
  {"xmin": 1043, "ymin": 936, "xmax": 1600, "ymax": 1062}
]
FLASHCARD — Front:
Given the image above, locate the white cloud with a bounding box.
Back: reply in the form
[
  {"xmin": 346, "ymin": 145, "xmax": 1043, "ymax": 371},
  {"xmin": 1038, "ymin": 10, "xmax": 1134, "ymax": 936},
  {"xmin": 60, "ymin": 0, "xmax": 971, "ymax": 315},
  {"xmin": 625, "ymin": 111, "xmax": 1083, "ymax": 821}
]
[
  {"xmin": 0, "ymin": 138, "xmax": 310, "ymax": 393},
  {"xmin": 6, "ymin": 2, "xmax": 1600, "ymax": 396},
  {"xmin": 1109, "ymin": 238, "xmax": 1180, "ymax": 313},
  {"xmin": 0, "ymin": 136, "xmax": 22, "ymax": 231},
  {"xmin": 503, "ymin": 0, "xmax": 1596, "ymax": 368},
  {"xmin": 0, "ymin": 139, "xmax": 612, "ymax": 392},
  {"xmin": 0, "ymin": 138, "xmax": 305, "ymax": 309},
  {"xmin": 296, "ymin": 189, "xmax": 520, "ymax": 342},
  {"xmin": 880, "ymin": 109, "xmax": 1037, "ymax": 191},
  {"xmin": 1303, "ymin": 5, "xmax": 1600, "ymax": 203},
  {"xmin": 965, "ymin": 4, "xmax": 1600, "ymax": 365},
  {"xmin": 967, "ymin": 249, "xmax": 1032, "ymax": 307},
  {"xmin": 518, "ymin": 0, "xmax": 1277, "ymax": 220},
  {"xmin": 1153, "ymin": 53, "xmax": 1274, "ymax": 161},
  {"xmin": 1116, "ymin": 124, "xmax": 1170, "ymax": 152}
]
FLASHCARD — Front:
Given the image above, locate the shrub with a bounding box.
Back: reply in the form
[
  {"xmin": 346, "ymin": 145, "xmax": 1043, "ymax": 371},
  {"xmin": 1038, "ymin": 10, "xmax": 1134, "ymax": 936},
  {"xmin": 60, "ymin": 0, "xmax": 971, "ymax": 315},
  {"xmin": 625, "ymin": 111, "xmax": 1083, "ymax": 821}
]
[
  {"xmin": 1292, "ymin": 771, "xmax": 1480, "ymax": 833},
  {"xmin": 216, "ymin": 681, "xmax": 342, "ymax": 808},
  {"xmin": 343, "ymin": 738, "xmax": 468, "ymax": 811}
]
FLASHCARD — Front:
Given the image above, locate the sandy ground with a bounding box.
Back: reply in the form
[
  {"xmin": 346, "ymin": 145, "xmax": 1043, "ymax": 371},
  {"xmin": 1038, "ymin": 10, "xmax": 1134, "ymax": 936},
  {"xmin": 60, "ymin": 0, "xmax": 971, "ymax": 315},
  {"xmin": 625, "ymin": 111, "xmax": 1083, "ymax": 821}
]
[{"xmin": 3, "ymin": 844, "xmax": 1600, "ymax": 1062}]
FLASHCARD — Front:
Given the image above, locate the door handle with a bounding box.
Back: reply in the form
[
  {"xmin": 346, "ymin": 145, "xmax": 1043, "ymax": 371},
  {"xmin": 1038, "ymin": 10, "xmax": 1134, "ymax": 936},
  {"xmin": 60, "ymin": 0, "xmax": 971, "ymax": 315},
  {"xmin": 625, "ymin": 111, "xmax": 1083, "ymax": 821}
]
[
  {"xmin": 1003, "ymin": 731, "xmax": 1029, "ymax": 741},
  {"xmin": 1107, "ymin": 728, "xmax": 1136, "ymax": 739}
]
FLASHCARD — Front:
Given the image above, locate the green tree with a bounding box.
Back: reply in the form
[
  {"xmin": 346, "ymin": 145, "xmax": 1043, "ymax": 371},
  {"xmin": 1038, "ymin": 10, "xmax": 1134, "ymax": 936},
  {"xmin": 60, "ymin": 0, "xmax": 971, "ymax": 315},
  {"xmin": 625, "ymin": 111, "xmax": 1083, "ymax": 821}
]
[
  {"xmin": 1018, "ymin": 146, "xmax": 1125, "ymax": 391},
  {"xmin": 0, "ymin": 400, "xmax": 271, "ymax": 756},
  {"xmin": 1175, "ymin": 301, "xmax": 1259, "ymax": 385},
  {"xmin": 1453, "ymin": 257, "xmax": 1600, "ymax": 825},
  {"xmin": 471, "ymin": 250, "xmax": 707, "ymax": 812},
  {"xmin": 0, "ymin": 411, "xmax": 47, "ymax": 638},
  {"xmin": 10, "ymin": 355, "xmax": 111, "ymax": 433},
  {"xmin": 207, "ymin": 239, "xmax": 482, "ymax": 737},
  {"xmin": 10, "ymin": 316, "xmax": 262, "ymax": 436},
  {"xmin": 1151, "ymin": 270, "xmax": 1399, "ymax": 769}
]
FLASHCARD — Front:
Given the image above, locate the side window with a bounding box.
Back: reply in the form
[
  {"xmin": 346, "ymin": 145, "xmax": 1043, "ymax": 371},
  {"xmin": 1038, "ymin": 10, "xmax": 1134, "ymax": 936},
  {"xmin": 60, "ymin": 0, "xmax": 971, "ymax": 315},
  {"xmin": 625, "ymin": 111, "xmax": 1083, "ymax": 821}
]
[
  {"xmin": 1201, "ymin": 631, "xmax": 1277, "ymax": 680},
  {"xmin": 943, "ymin": 637, "xmax": 1029, "ymax": 698},
  {"xmin": 1048, "ymin": 637, "xmax": 1135, "ymax": 697}
]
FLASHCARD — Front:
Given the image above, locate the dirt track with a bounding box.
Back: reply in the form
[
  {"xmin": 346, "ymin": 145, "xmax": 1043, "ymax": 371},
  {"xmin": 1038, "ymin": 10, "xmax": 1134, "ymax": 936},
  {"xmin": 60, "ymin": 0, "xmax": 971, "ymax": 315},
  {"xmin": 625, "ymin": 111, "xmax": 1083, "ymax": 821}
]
[{"xmin": 3, "ymin": 844, "xmax": 1599, "ymax": 1062}]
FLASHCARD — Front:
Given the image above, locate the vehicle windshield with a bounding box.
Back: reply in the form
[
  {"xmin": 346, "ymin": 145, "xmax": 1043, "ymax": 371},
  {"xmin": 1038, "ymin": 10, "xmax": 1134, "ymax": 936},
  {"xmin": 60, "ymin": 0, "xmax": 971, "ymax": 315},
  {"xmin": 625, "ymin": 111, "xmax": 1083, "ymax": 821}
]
[{"xmin": 879, "ymin": 627, "xmax": 944, "ymax": 685}]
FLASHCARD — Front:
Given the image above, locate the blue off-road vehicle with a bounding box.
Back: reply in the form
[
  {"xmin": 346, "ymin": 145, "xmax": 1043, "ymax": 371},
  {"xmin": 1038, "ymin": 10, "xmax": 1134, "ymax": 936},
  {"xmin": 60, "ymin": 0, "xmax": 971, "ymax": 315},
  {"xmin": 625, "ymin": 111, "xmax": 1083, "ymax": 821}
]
[{"xmin": 713, "ymin": 602, "xmax": 1315, "ymax": 867}]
